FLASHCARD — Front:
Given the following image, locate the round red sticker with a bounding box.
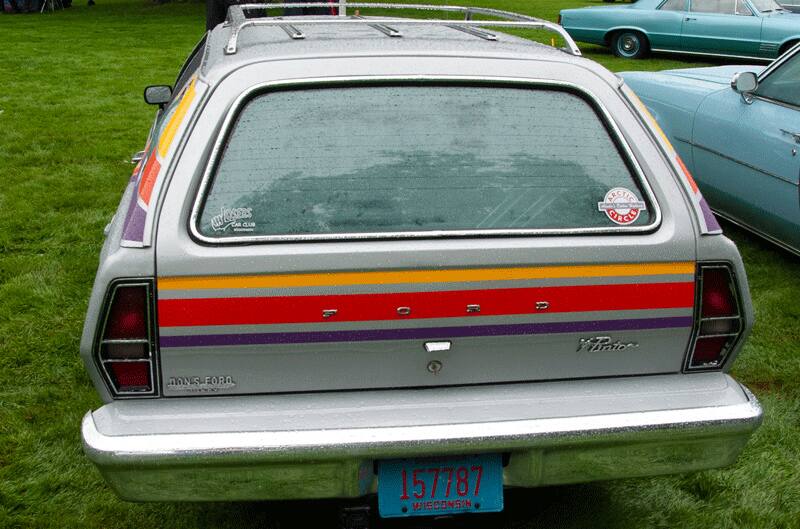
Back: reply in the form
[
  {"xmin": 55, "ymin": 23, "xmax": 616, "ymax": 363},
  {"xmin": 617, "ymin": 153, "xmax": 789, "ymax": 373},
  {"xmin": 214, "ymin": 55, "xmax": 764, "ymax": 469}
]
[{"xmin": 597, "ymin": 188, "xmax": 646, "ymax": 225}]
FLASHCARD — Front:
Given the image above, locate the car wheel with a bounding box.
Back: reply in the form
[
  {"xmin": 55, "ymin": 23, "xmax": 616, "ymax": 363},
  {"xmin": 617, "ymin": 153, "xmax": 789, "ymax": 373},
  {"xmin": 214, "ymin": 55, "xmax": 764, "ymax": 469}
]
[{"xmin": 611, "ymin": 31, "xmax": 649, "ymax": 59}]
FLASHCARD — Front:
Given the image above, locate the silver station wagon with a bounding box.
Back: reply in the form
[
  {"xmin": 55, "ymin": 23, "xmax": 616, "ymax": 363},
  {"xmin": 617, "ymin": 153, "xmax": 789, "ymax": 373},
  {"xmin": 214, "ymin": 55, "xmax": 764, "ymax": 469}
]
[{"xmin": 81, "ymin": 2, "xmax": 762, "ymax": 521}]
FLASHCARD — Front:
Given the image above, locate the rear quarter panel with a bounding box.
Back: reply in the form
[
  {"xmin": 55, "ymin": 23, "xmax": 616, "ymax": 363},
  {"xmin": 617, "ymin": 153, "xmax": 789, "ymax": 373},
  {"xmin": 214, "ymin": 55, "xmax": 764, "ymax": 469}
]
[
  {"xmin": 559, "ymin": 7, "xmax": 638, "ymax": 45},
  {"xmin": 762, "ymin": 17, "xmax": 800, "ymax": 55},
  {"xmin": 79, "ymin": 181, "xmax": 157, "ymax": 403},
  {"xmin": 560, "ymin": 6, "xmax": 679, "ymax": 48}
]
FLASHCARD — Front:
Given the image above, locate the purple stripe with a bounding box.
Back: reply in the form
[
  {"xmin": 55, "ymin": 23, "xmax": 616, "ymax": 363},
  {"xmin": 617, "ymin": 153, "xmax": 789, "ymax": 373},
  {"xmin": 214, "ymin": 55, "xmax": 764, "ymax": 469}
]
[
  {"xmin": 698, "ymin": 196, "xmax": 722, "ymax": 234},
  {"xmin": 122, "ymin": 202, "xmax": 147, "ymax": 244},
  {"xmin": 120, "ymin": 185, "xmax": 139, "ymax": 234},
  {"xmin": 159, "ymin": 316, "xmax": 693, "ymax": 348}
]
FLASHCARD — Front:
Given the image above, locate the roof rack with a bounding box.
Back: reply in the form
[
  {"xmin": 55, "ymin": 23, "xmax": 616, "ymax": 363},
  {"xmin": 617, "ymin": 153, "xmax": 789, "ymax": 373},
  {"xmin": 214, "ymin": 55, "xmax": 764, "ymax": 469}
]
[{"xmin": 224, "ymin": 2, "xmax": 581, "ymax": 56}]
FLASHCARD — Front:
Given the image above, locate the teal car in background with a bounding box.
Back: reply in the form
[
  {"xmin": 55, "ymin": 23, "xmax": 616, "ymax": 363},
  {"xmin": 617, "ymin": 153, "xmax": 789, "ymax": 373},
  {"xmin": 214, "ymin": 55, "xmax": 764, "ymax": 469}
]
[
  {"xmin": 560, "ymin": 0, "xmax": 800, "ymax": 59},
  {"xmin": 622, "ymin": 44, "xmax": 800, "ymax": 254}
]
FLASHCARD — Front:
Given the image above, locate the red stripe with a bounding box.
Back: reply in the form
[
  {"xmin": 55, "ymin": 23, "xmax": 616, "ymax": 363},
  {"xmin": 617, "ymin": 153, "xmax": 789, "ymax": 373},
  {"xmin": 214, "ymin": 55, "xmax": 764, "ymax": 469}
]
[
  {"xmin": 158, "ymin": 282, "xmax": 694, "ymax": 327},
  {"xmin": 137, "ymin": 154, "xmax": 161, "ymax": 206}
]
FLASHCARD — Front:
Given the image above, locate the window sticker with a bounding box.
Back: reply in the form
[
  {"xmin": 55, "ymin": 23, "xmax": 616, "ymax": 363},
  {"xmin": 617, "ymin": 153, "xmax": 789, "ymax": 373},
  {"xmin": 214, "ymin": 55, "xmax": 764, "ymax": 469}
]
[
  {"xmin": 209, "ymin": 206, "xmax": 255, "ymax": 233},
  {"xmin": 598, "ymin": 187, "xmax": 646, "ymax": 225}
]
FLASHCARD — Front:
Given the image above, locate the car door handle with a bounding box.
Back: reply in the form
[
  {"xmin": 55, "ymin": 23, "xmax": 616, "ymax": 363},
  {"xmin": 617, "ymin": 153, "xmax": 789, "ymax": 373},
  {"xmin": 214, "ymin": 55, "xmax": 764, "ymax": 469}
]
[
  {"xmin": 685, "ymin": 16, "xmax": 697, "ymax": 21},
  {"xmin": 780, "ymin": 129, "xmax": 800, "ymax": 143}
]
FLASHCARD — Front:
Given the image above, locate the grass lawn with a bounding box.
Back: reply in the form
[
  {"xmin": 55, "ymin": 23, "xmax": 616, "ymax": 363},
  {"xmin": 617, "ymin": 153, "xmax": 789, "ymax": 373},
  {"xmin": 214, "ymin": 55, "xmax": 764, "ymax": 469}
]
[{"xmin": 1, "ymin": 0, "xmax": 799, "ymax": 527}]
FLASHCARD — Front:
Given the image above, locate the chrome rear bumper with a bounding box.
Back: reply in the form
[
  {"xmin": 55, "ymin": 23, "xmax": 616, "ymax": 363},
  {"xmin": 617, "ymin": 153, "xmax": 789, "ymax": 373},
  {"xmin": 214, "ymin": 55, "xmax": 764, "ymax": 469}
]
[{"xmin": 82, "ymin": 373, "xmax": 762, "ymax": 502}]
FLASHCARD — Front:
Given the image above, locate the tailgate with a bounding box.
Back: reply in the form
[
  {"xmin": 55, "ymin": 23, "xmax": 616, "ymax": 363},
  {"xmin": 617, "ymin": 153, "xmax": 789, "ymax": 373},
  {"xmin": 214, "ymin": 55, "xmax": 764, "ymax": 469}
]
[
  {"xmin": 154, "ymin": 80, "xmax": 696, "ymax": 396},
  {"xmin": 157, "ymin": 261, "xmax": 695, "ymax": 395}
]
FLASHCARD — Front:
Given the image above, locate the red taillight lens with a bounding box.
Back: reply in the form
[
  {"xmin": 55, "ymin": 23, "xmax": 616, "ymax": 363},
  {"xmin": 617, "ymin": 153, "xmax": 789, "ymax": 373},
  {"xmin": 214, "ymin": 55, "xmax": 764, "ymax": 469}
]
[
  {"xmin": 97, "ymin": 281, "xmax": 156, "ymax": 395},
  {"xmin": 687, "ymin": 265, "xmax": 742, "ymax": 370},
  {"xmin": 104, "ymin": 286, "xmax": 148, "ymax": 339},
  {"xmin": 109, "ymin": 361, "xmax": 152, "ymax": 391},
  {"xmin": 557, "ymin": 14, "xmax": 562, "ymax": 25},
  {"xmin": 701, "ymin": 268, "xmax": 736, "ymax": 318}
]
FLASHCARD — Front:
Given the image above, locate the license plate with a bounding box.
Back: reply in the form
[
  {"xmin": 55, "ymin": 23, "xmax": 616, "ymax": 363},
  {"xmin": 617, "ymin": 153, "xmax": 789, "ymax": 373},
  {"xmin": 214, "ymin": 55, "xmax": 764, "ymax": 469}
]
[{"xmin": 377, "ymin": 454, "xmax": 503, "ymax": 518}]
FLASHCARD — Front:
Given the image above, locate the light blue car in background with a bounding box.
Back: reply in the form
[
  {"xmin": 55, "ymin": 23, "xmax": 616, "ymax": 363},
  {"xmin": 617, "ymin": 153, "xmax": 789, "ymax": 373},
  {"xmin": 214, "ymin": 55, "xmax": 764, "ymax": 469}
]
[
  {"xmin": 622, "ymin": 44, "xmax": 800, "ymax": 254},
  {"xmin": 560, "ymin": 0, "xmax": 800, "ymax": 59}
]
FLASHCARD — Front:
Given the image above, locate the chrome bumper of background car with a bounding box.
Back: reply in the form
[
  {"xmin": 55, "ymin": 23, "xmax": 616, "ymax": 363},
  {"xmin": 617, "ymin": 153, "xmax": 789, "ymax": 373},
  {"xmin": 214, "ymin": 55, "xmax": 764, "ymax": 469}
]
[{"xmin": 82, "ymin": 374, "xmax": 763, "ymax": 502}]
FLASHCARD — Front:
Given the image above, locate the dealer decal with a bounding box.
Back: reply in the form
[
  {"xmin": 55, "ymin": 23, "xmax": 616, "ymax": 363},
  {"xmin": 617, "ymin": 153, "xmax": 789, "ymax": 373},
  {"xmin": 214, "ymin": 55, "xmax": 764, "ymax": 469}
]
[
  {"xmin": 598, "ymin": 187, "xmax": 646, "ymax": 225},
  {"xmin": 166, "ymin": 375, "xmax": 236, "ymax": 392}
]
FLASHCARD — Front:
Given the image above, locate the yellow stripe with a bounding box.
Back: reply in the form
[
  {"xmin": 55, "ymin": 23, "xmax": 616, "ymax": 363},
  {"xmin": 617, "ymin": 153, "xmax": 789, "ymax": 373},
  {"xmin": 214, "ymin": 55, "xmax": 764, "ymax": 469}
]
[
  {"xmin": 157, "ymin": 78, "xmax": 197, "ymax": 159},
  {"xmin": 627, "ymin": 90, "xmax": 675, "ymax": 153},
  {"xmin": 158, "ymin": 262, "xmax": 695, "ymax": 291}
]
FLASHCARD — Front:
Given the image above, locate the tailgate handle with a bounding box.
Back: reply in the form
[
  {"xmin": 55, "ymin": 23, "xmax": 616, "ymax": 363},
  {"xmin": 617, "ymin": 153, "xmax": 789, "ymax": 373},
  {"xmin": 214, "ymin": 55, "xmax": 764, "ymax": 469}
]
[{"xmin": 424, "ymin": 341, "xmax": 452, "ymax": 353}]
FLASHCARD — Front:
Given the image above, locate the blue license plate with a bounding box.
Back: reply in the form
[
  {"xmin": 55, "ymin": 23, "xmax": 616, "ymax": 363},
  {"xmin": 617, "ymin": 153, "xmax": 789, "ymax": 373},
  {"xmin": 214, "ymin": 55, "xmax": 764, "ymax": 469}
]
[{"xmin": 377, "ymin": 454, "xmax": 503, "ymax": 518}]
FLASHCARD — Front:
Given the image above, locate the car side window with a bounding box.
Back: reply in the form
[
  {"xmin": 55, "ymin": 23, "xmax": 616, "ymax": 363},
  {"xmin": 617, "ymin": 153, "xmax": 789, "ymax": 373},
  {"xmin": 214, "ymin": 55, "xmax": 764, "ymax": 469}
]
[
  {"xmin": 690, "ymin": 0, "xmax": 736, "ymax": 14},
  {"xmin": 735, "ymin": 0, "xmax": 753, "ymax": 15},
  {"xmin": 756, "ymin": 52, "xmax": 800, "ymax": 107},
  {"xmin": 660, "ymin": 0, "xmax": 687, "ymax": 11}
]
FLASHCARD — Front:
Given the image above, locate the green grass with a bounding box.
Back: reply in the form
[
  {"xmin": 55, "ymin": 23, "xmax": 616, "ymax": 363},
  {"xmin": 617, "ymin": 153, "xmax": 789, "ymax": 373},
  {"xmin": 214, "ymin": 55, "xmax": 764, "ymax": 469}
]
[{"xmin": 1, "ymin": 0, "xmax": 799, "ymax": 527}]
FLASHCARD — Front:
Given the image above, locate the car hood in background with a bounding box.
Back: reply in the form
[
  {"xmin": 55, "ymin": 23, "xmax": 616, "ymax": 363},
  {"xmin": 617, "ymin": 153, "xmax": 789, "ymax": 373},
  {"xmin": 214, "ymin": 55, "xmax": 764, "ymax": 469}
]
[
  {"xmin": 624, "ymin": 65, "xmax": 767, "ymax": 87},
  {"xmin": 560, "ymin": 4, "xmax": 635, "ymax": 14}
]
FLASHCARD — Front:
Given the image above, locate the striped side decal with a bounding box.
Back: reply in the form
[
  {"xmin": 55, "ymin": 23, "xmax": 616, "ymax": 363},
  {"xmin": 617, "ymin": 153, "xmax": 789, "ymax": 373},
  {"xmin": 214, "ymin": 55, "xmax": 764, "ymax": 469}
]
[
  {"xmin": 157, "ymin": 262, "xmax": 696, "ymax": 348},
  {"xmin": 159, "ymin": 282, "xmax": 694, "ymax": 327},
  {"xmin": 624, "ymin": 87, "xmax": 722, "ymax": 235},
  {"xmin": 160, "ymin": 316, "xmax": 693, "ymax": 348},
  {"xmin": 121, "ymin": 78, "xmax": 205, "ymax": 248},
  {"xmin": 158, "ymin": 262, "xmax": 695, "ymax": 291}
]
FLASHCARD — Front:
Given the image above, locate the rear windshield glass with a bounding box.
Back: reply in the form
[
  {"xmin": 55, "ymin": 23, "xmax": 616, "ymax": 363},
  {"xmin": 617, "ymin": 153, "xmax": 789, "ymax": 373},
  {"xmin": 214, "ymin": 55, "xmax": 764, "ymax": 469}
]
[{"xmin": 197, "ymin": 84, "xmax": 652, "ymax": 239}]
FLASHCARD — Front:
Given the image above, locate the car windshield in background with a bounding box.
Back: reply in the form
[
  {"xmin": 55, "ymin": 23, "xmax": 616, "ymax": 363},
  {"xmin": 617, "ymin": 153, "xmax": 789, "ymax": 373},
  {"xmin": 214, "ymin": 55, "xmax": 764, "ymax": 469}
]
[
  {"xmin": 197, "ymin": 84, "xmax": 652, "ymax": 240},
  {"xmin": 757, "ymin": 51, "xmax": 800, "ymax": 106},
  {"xmin": 749, "ymin": 0, "xmax": 784, "ymax": 11}
]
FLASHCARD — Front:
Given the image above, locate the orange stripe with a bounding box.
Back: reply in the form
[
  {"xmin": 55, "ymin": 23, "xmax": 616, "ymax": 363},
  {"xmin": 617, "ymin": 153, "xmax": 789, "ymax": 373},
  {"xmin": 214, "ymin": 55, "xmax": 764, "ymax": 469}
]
[
  {"xmin": 675, "ymin": 155, "xmax": 699, "ymax": 194},
  {"xmin": 137, "ymin": 154, "xmax": 161, "ymax": 205},
  {"xmin": 158, "ymin": 262, "xmax": 695, "ymax": 291}
]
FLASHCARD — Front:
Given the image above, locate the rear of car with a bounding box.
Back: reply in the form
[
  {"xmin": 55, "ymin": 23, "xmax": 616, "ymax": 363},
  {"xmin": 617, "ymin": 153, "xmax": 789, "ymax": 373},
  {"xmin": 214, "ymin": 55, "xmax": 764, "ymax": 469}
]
[{"xmin": 80, "ymin": 11, "xmax": 761, "ymax": 517}]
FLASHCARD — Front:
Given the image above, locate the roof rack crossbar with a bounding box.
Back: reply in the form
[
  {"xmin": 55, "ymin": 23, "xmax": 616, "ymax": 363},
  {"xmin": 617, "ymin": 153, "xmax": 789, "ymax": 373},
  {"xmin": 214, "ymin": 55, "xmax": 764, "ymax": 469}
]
[
  {"xmin": 445, "ymin": 23, "xmax": 496, "ymax": 41},
  {"xmin": 278, "ymin": 22, "xmax": 305, "ymax": 39},
  {"xmin": 224, "ymin": 3, "xmax": 581, "ymax": 56},
  {"xmin": 353, "ymin": 14, "xmax": 402, "ymax": 37},
  {"xmin": 225, "ymin": 3, "xmax": 247, "ymax": 26}
]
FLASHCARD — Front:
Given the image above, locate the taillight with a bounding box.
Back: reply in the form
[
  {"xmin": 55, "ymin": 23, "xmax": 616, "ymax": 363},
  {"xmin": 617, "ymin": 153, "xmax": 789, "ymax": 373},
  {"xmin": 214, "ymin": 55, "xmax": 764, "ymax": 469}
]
[
  {"xmin": 96, "ymin": 280, "xmax": 157, "ymax": 396},
  {"xmin": 686, "ymin": 264, "xmax": 743, "ymax": 370},
  {"xmin": 557, "ymin": 14, "xmax": 562, "ymax": 24}
]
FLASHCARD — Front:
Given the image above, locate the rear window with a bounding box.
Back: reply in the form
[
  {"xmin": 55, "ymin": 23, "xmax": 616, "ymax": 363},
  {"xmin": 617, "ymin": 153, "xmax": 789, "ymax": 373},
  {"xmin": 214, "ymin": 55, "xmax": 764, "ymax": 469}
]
[{"xmin": 195, "ymin": 84, "xmax": 654, "ymax": 241}]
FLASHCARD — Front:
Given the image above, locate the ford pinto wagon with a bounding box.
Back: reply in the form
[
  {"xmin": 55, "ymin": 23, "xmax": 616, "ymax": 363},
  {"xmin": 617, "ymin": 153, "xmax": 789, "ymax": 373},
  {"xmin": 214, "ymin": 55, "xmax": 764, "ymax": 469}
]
[{"xmin": 80, "ymin": 3, "xmax": 762, "ymax": 519}]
